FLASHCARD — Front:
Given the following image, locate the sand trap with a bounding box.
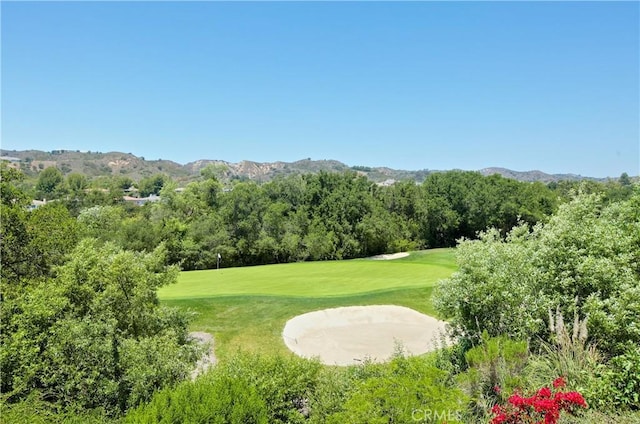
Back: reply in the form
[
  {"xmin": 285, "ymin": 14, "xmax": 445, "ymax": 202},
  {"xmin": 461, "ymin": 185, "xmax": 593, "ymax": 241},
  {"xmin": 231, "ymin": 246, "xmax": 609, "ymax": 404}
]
[
  {"xmin": 282, "ymin": 305, "xmax": 447, "ymax": 366},
  {"xmin": 369, "ymin": 252, "xmax": 410, "ymax": 260}
]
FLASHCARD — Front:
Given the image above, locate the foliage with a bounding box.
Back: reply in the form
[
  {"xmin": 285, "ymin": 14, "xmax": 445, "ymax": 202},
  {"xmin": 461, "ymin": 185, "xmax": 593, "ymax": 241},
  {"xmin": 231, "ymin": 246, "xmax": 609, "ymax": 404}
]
[
  {"xmin": 1, "ymin": 239, "xmax": 200, "ymax": 415},
  {"xmin": 35, "ymin": 166, "xmax": 64, "ymax": 198},
  {"xmin": 1, "ymin": 168, "xmax": 79, "ymax": 287},
  {"xmin": 124, "ymin": 372, "xmax": 269, "ymax": 424},
  {"xmin": 222, "ymin": 352, "xmax": 322, "ymax": 424},
  {"xmin": 434, "ymin": 191, "xmax": 640, "ymax": 357},
  {"xmin": 99, "ymin": 170, "xmax": 560, "ymax": 269},
  {"xmin": 456, "ymin": 333, "xmax": 529, "ymax": 420},
  {"xmin": 583, "ymin": 345, "xmax": 640, "ymax": 411},
  {"xmin": 137, "ymin": 173, "xmax": 167, "ymax": 197},
  {"xmin": 559, "ymin": 410, "xmax": 640, "ymax": 424},
  {"xmin": 320, "ymin": 354, "xmax": 467, "ymax": 424},
  {"xmin": 126, "ymin": 352, "xmax": 321, "ymax": 424},
  {"xmin": 489, "ymin": 378, "xmax": 587, "ymax": 424},
  {"xmin": 0, "ymin": 392, "xmax": 116, "ymax": 424},
  {"xmin": 433, "ymin": 226, "xmax": 546, "ymax": 343},
  {"xmin": 77, "ymin": 205, "xmax": 124, "ymax": 242},
  {"xmin": 524, "ymin": 309, "xmax": 603, "ymax": 409}
]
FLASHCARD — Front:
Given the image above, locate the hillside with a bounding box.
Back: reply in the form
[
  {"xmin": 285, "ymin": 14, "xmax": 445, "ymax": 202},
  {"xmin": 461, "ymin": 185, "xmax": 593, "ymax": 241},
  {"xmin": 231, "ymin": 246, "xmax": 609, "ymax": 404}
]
[{"xmin": 1, "ymin": 149, "xmax": 602, "ymax": 184}]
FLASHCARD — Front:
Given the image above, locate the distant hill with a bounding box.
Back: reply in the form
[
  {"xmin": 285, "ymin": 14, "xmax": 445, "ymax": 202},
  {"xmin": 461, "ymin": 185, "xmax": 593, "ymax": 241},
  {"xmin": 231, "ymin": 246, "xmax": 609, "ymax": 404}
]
[
  {"xmin": 477, "ymin": 167, "xmax": 595, "ymax": 183},
  {"xmin": 1, "ymin": 149, "xmax": 605, "ymax": 184}
]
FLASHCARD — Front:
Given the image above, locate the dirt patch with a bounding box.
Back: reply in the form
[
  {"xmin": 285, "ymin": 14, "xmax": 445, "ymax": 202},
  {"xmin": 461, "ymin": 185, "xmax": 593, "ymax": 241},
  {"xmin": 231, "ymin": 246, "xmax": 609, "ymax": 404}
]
[{"xmin": 189, "ymin": 331, "xmax": 216, "ymax": 379}]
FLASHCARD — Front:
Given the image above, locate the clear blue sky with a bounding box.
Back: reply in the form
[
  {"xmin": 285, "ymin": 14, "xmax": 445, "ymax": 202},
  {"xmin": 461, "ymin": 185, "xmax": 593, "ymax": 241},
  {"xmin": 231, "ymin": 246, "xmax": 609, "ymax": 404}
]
[{"xmin": 2, "ymin": 1, "xmax": 638, "ymax": 178}]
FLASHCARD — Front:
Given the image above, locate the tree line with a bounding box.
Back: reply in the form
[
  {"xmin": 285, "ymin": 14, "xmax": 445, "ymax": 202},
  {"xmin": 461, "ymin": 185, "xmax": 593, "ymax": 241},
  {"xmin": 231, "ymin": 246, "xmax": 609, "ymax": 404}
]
[
  {"xmin": 15, "ymin": 163, "xmax": 636, "ymax": 271},
  {"xmin": 55, "ymin": 168, "xmax": 562, "ymax": 269}
]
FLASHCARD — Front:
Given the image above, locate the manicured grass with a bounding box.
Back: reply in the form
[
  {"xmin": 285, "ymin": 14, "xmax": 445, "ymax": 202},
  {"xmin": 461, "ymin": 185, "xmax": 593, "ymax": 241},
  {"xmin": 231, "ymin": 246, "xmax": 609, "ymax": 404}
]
[
  {"xmin": 159, "ymin": 249, "xmax": 456, "ymax": 359},
  {"xmin": 163, "ymin": 287, "xmax": 440, "ymax": 360},
  {"xmin": 158, "ymin": 248, "xmax": 456, "ymax": 299}
]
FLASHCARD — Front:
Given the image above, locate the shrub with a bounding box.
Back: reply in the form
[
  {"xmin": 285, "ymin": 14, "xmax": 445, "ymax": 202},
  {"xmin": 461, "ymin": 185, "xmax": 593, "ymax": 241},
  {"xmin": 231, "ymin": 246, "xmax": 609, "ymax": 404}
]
[
  {"xmin": 322, "ymin": 354, "xmax": 467, "ymax": 424},
  {"xmin": 0, "ymin": 393, "xmax": 115, "ymax": 424},
  {"xmin": 583, "ymin": 344, "xmax": 640, "ymax": 411},
  {"xmin": 222, "ymin": 352, "xmax": 322, "ymax": 424},
  {"xmin": 456, "ymin": 333, "xmax": 529, "ymax": 420},
  {"xmin": 525, "ymin": 309, "xmax": 603, "ymax": 408},
  {"xmin": 125, "ymin": 352, "xmax": 322, "ymax": 424},
  {"xmin": 124, "ymin": 372, "xmax": 269, "ymax": 424},
  {"xmin": 434, "ymin": 192, "xmax": 640, "ymax": 358},
  {"xmin": 433, "ymin": 225, "xmax": 546, "ymax": 344}
]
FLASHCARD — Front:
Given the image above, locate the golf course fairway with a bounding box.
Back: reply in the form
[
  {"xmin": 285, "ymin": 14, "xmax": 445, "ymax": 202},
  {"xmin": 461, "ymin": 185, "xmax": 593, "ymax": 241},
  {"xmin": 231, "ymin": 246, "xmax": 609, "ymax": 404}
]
[
  {"xmin": 158, "ymin": 249, "xmax": 457, "ymax": 359},
  {"xmin": 159, "ymin": 248, "xmax": 456, "ymax": 299}
]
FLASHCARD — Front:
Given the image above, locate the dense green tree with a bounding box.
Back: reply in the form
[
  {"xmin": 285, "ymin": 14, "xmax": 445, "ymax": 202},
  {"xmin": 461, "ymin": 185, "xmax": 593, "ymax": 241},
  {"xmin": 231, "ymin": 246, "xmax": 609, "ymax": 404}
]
[
  {"xmin": 36, "ymin": 167, "xmax": 65, "ymax": 198},
  {"xmin": 138, "ymin": 174, "xmax": 167, "ymax": 197},
  {"xmin": 0, "ymin": 166, "xmax": 36, "ymax": 285},
  {"xmin": 66, "ymin": 172, "xmax": 89, "ymax": 193},
  {"xmin": 77, "ymin": 205, "xmax": 124, "ymax": 243},
  {"xmin": 218, "ymin": 181, "xmax": 268, "ymax": 265},
  {"xmin": 26, "ymin": 202, "xmax": 80, "ymax": 274},
  {"xmin": 619, "ymin": 172, "xmax": 631, "ymax": 186},
  {"xmin": 1, "ymin": 167, "xmax": 79, "ymax": 288},
  {"xmin": 1, "ymin": 240, "xmax": 200, "ymax": 414}
]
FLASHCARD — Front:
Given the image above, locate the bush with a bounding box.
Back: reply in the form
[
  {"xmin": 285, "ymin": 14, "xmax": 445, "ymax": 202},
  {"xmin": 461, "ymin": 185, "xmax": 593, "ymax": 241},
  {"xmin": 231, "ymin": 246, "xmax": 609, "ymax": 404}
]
[
  {"xmin": 222, "ymin": 352, "xmax": 323, "ymax": 424},
  {"xmin": 321, "ymin": 354, "xmax": 467, "ymax": 424},
  {"xmin": 0, "ymin": 393, "xmax": 115, "ymax": 424},
  {"xmin": 434, "ymin": 192, "xmax": 640, "ymax": 357},
  {"xmin": 1, "ymin": 240, "xmax": 200, "ymax": 415},
  {"xmin": 125, "ymin": 352, "xmax": 322, "ymax": 424},
  {"xmin": 584, "ymin": 345, "xmax": 640, "ymax": 411},
  {"xmin": 433, "ymin": 225, "xmax": 546, "ymax": 344},
  {"xmin": 456, "ymin": 333, "xmax": 529, "ymax": 420},
  {"xmin": 124, "ymin": 371, "xmax": 268, "ymax": 424}
]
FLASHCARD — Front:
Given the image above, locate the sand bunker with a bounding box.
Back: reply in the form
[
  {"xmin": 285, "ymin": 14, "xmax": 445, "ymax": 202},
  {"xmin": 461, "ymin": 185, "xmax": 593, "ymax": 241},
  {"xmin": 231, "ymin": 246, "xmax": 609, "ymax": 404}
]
[
  {"xmin": 282, "ymin": 305, "xmax": 447, "ymax": 366},
  {"xmin": 369, "ymin": 252, "xmax": 410, "ymax": 260}
]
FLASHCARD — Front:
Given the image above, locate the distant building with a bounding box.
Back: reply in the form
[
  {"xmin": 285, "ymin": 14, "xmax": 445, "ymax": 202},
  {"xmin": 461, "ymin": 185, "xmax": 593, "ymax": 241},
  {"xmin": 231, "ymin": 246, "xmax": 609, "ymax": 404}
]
[
  {"xmin": 0, "ymin": 156, "xmax": 21, "ymax": 163},
  {"xmin": 122, "ymin": 194, "xmax": 161, "ymax": 206},
  {"xmin": 27, "ymin": 199, "xmax": 47, "ymax": 211}
]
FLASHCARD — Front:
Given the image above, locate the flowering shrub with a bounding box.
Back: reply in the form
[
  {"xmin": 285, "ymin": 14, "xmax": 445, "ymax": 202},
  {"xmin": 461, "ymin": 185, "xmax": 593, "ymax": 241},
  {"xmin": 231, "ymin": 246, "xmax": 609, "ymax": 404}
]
[{"xmin": 490, "ymin": 378, "xmax": 587, "ymax": 424}]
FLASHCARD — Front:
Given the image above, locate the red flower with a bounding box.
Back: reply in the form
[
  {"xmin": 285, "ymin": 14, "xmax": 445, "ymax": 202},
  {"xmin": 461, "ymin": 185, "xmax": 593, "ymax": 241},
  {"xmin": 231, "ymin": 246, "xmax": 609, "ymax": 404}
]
[
  {"xmin": 533, "ymin": 398, "xmax": 557, "ymax": 413},
  {"xmin": 536, "ymin": 386, "xmax": 552, "ymax": 398},
  {"xmin": 561, "ymin": 391, "xmax": 587, "ymax": 408},
  {"xmin": 488, "ymin": 378, "xmax": 587, "ymax": 424},
  {"xmin": 508, "ymin": 393, "xmax": 527, "ymax": 408}
]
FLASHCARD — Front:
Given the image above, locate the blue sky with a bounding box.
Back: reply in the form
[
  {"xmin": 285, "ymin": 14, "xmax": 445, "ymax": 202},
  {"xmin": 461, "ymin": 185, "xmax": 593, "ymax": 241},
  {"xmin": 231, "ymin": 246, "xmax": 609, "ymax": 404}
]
[{"xmin": 2, "ymin": 2, "xmax": 638, "ymax": 178}]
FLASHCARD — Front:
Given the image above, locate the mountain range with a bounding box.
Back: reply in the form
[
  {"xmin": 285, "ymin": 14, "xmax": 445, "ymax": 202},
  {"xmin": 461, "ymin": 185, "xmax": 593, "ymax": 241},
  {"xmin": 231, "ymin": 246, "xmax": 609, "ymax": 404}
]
[{"xmin": 0, "ymin": 149, "xmax": 604, "ymax": 185}]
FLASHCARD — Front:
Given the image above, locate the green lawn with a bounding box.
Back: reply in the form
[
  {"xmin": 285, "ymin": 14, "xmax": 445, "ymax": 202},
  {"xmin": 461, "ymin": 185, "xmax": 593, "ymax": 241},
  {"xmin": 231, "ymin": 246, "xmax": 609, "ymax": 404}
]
[{"xmin": 159, "ymin": 249, "xmax": 457, "ymax": 359}]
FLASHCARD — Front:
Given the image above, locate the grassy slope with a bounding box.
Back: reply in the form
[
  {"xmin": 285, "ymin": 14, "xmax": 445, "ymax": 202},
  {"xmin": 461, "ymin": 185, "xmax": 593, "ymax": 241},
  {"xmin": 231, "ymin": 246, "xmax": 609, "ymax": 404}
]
[{"xmin": 159, "ymin": 249, "xmax": 456, "ymax": 360}]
